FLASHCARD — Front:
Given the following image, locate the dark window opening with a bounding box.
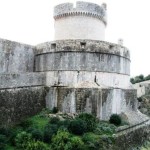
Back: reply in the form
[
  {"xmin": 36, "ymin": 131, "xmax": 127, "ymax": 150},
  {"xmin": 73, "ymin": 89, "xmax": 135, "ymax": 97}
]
[
  {"xmin": 80, "ymin": 42, "xmax": 86, "ymax": 49},
  {"xmin": 51, "ymin": 43, "xmax": 56, "ymax": 49},
  {"xmin": 109, "ymin": 45, "xmax": 114, "ymax": 49}
]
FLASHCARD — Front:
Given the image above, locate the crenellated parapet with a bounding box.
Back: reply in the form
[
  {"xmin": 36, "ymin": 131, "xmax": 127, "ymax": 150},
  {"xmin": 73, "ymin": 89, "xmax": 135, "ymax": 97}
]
[{"xmin": 54, "ymin": 1, "xmax": 107, "ymax": 25}]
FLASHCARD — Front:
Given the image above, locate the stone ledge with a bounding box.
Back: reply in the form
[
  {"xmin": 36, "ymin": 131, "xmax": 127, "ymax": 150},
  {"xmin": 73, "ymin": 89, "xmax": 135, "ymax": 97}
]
[{"xmin": 36, "ymin": 40, "xmax": 130, "ymax": 59}]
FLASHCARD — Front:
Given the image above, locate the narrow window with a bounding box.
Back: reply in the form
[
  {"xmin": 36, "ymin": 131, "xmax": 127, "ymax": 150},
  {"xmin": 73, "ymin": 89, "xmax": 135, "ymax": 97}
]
[
  {"xmin": 109, "ymin": 45, "xmax": 114, "ymax": 49},
  {"xmin": 80, "ymin": 42, "xmax": 86, "ymax": 49},
  {"xmin": 51, "ymin": 43, "xmax": 56, "ymax": 50}
]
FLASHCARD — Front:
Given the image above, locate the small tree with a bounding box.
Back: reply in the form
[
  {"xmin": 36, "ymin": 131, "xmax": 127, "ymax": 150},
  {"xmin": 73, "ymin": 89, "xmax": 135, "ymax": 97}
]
[{"xmin": 109, "ymin": 114, "xmax": 121, "ymax": 126}]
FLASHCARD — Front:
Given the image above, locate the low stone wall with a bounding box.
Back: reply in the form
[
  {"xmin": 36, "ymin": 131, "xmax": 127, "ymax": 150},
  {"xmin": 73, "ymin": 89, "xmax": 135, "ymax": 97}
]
[
  {"xmin": 114, "ymin": 120, "xmax": 150, "ymax": 150},
  {"xmin": 0, "ymin": 86, "xmax": 48, "ymax": 127}
]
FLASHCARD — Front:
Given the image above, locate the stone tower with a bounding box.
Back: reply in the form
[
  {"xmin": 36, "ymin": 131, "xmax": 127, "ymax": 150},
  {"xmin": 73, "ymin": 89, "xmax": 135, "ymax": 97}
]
[
  {"xmin": 36, "ymin": 1, "xmax": 147, "ymax": 123},
  {"xmin": 54, "ymin": 2, "xmax": 107, "ymax": 40},
  {"xmin": 0, "ymin": 1, "xmax": 148, "ymax": 127}
]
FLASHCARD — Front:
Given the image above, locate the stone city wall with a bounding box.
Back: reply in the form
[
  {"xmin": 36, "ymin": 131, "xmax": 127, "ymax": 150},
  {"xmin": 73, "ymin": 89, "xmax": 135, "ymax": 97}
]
[
  {"xmin": 114, "ymin": 120, "xmax": 150, "ymax": 150},
  {"xmin": 0, "ymin": 86, "xmax": 48, "ymax": 127},
  {"xmin": 0, "ymin": 73, "xmax": 45, "ymax": 89},
  {"xmin": 0, "ymin": 38, "xmax": 35, "ymax": 73},
  {"xmin": 133, "ymin": 81, "xmax": 150, "ymax": 97}
]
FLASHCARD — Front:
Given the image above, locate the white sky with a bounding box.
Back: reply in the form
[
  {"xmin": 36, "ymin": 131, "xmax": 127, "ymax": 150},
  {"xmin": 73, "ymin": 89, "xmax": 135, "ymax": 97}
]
[{"xmin": 0, "ymin": 0, "xmax": 149, "ymax": 77}]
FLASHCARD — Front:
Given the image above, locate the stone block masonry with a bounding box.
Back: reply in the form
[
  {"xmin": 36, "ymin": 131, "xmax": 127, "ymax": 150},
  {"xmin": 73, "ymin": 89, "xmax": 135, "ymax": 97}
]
[
  {"xmin": 0, "ymin": 87, "xmax": 47, "ymax": 127},
  {"xmin": 0, "ymin": 1, "xmax": 149, "ymax": 127}
]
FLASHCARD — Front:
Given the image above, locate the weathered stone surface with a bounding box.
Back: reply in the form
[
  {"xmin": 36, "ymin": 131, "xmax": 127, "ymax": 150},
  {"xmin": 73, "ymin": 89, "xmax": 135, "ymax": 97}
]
[
  {"xmin": 0, "ymin": 1, "xmax": 146, "ymax": 128},
  {"xmin": 0, "ymin": 38, "xmax": 35, "ymax": 73},
  {"xmin": 45, "ymin": 86, "xmax": 142, "ymax": 124},
  {"xmin": 0, "ymin": 86, "xmax": 47, "ymax": 127},
  {"xmin": 114, "ymin": 120, "xmax": 150, "ymax": 150},
  {"xmin": 35, "ymin": 51, "xmax": 130, "ymax": 74},
  {"xmin": 36, "ymin": 40, "xmax": 130, "ymax": 59},
  {"xmin": 0, "ymin": 73, "xmax": 45, "ymax": 89},
  {"xmin": 54, "ymin": 1, "xmax": 106, "ymax": 22},
  {"xmin": 133, "ymin": 80, "xmax": 150, "ymax": 97},
  {"xmin": 45, "ymin": 71, "xmax": 131, "ymax": 89},
  {"xmin": 54, "ymin": 2, "xmax": 107, "ymax": 40}
]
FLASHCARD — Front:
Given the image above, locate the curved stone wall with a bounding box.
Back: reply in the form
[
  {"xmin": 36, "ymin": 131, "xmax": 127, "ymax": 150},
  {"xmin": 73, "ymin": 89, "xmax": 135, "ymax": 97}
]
[
  {"xmin": 46, "ymin": 87, "xmax": 137, "ymax": 121},
  {"xmin": 54, "ymin": 1, "xmax": 107, "ymax": 40},
  {"xmin": 54, "ymin": 16, "xmax": 105, "ymax": 41},
  {"xmin": 35, "ymin": 52, "xmax": 130, "ymax": 74},
  {"xmin": 36, "ymin": 40, "xmax": 130, "ymax": 59},
  {"xmin": 45, "ymin": 71, "xmax": 131, "ymax": 89},
  {"xmin": 35, "ymin": 40, "xmax": 130, "ymax": 75}
]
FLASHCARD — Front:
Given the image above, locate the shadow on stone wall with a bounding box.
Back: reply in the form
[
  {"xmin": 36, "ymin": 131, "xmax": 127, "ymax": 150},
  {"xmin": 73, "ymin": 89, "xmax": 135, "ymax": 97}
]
[{"xmin": 0, "ymin": 86, "xmax": 48, "ymax": 127}]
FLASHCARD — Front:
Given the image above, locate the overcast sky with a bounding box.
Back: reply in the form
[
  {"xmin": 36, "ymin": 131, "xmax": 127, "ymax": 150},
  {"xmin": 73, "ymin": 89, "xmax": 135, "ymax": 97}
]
[{"xmin": 0, "ymin": 0, "xmax": 149, "ymax": 77}]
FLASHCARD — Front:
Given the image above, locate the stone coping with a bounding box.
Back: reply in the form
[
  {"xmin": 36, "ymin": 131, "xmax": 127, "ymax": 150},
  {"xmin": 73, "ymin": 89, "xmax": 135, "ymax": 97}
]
[
  {"xmin": 0, "ymin": 38, "xmax": 35, "ymax": 50},
  {"xmin": 36, "ymin": 40, "xmax": 130, "ymax": 59}
]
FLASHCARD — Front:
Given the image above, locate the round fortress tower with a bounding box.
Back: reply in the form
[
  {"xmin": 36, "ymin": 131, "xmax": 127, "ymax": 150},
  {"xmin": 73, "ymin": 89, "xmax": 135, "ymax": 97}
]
[
  {"xmin": 54, "ymin": 1, "xmax": 107, "ymax": 40},
  {"xmin": 35, "ymin": 1, "xmax": 145, "ymax": 123}
]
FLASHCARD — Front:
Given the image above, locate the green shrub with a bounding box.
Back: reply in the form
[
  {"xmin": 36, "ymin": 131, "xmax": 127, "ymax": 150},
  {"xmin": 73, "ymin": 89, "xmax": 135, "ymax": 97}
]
[
  {"xmin": 51, "ymin": 129, "xmax": 84, "ymax": 150},
  {"xmin": 40, "ymin": 108, "xmax": 52, "ymax": 116},
  {"xmin": 109, "ymin": 114, "xmax": 121, "ymax": 126},
  {"xmin": 130, "ymin": 78, "xmax": 135, "ymax": 84},
  {"xmin": 76, "ymin": 113, "xmax": 97, "ymax": 132},
  {"xmin": 50, "ymin": 129, "xmax": 71, "ymax": 150},
  {"xmin": 49, "ymin": 117, "xmax": 60, "ymax": 124},
  {"xmin": 43, "ymin": 124, "xmax": 58, "ymax": 143},
  {"xmin": 0, "ymin": 127, "xmax": 12, "ymax": 137},
  {"xmin": 52, "ymin": 107, "xmax": 58, "ymax": 114},
  {"xmin": 15, "ymin": 131, "xmax": 32, "ymax": 149},
  {"xmin": 0, "ymin": 134, "xmax": 7, "ymax": 150},
  {"xmin": 27, "ymin": 128, "xmax": 43, "ymax": 141},
  {"xmin": 19, "ymin": 119, "xmax": 33, "ymax": 129},
  {"xmin": 9, "ymin": 127, "xmax": 23, "ymax": 146},
  {"xmin": 100, "ymin": 135, "xmax": 115, "ymax": 144},
  {"xmin": 82, "ymin": 132, "xmax": 99, "ymax": 142},
  {"xmin": 83, "ymin": 133, "xmax": 114, "ymax": 150},
  {"xmin": 94, "ymin": 122, "xmax": 116, "ymax": 135},
  {"xmin": 69, "ymin": 136, "xmax": 85, "ymax": 150},
  {"xmin": 68, "ymin": 119, "xmax": 87, "ymax": 135},
  {"xmin": 58, "ymin": 119, "xmax": 71, "ymax": 129},
  {"xmin": 26, "ymin": 140, "xmax": 49, "ymax": 150}
]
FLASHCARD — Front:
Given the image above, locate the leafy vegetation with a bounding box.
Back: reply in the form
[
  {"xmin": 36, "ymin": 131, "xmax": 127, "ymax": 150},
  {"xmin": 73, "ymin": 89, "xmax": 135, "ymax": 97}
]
[
  {"xmin": 130, "ymin": 74, "xmax": 150, "ymax": 84},
  {"xmin": 109, "ymin": 114, "xmax": 122, "ymax": 126},
  {"xmin": 0, "ymin": 109, "xmax": 119, "ymax": 150},
  {"xmin": 76, "ymin": 113, "xmax": 97, "ymax": 132},
  {"xmin": 68, "ymin": 119, "xmax": 87, "ymax": 135}
]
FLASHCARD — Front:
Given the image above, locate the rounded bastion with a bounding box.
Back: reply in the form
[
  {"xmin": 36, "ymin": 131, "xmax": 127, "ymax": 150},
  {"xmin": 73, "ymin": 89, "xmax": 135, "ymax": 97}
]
[
  {"xmin": 54, "ymin": 1, "xmax": 107, "ymax": 41},
  {"xmin": 35, "ymin": 40, "xmax": 131, "ymax": 89}
]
